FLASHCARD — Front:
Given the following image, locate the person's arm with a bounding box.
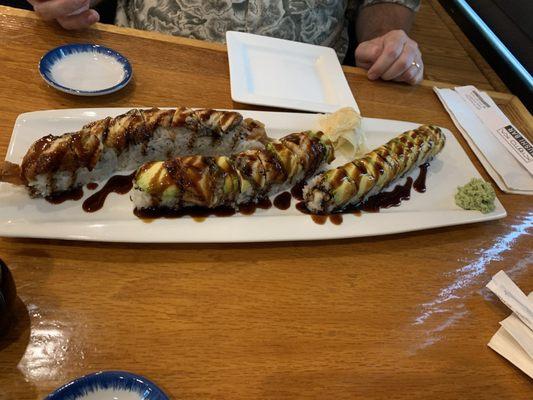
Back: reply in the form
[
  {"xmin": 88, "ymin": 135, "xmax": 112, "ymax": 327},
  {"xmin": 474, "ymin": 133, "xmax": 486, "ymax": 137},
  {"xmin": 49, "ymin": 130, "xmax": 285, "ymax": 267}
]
[
  {"xmin": 356, "ymin": 3, "xmax": 415, "ymax": 42},
  {"xmin": 28, "ymin": 0, "xmax": 103, "ymax": 30},
  {"xmin": 354, "ymin": 1, "xmax": 423, "ymax": 85}
]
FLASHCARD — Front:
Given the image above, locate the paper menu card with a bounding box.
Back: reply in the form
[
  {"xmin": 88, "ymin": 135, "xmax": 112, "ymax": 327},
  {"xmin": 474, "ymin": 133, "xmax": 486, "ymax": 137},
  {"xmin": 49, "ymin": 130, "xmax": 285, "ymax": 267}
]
[{"xmin": 434, "ymin": 86, "xmax": 533, "ymax": 195}]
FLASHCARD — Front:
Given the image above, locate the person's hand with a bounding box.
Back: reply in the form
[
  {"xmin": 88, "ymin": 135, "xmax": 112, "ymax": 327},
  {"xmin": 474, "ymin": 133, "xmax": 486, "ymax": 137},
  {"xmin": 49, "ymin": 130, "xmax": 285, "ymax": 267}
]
[
  {"xmin": 355, "ymin": 30, "xmax": 423, "ymax": 85},
  {"xmin": 28, "ymin": 0, "xmax": 99, "ymax": 30}
]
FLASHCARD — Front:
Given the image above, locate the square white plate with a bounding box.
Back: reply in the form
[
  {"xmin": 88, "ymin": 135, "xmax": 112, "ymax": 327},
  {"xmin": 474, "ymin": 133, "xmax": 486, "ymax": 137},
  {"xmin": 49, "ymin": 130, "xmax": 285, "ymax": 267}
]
[
  {"xmin": 226, "ymin": 31, "xmax": 359, "ymax": 113},
  {"xmin": 0, "ymin": 108, "xmax": 505, "ymax": 243}
]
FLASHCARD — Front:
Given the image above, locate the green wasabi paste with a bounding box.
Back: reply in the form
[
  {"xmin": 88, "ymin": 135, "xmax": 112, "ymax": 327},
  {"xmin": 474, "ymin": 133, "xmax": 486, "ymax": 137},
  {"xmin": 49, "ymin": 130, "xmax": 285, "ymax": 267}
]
[{"xmin": 455, "ymin": 178, "xmax": 496, "ymax": 214}]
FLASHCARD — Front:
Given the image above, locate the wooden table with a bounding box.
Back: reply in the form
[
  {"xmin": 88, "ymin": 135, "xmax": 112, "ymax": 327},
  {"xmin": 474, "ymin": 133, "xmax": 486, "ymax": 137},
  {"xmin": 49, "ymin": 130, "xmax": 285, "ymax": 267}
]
[
  {"xmin": 412, "ymin": 0, "xmax": 508, "ymax": 92},
  {"xmin": 0, "ymin": 6, "xmax": 531, "ymax": 400}
]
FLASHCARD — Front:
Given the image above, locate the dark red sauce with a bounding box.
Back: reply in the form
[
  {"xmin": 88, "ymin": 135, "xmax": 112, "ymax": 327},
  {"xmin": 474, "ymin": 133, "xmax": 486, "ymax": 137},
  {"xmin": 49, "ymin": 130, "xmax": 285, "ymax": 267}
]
[
  {"xmin": 236, "ymin": 203, "xmax": 255, "ymax": 215},
  {"xmin": 329, "ymin": 214, "xmax": 343, "ymax": 225},
  {"xmin": 296, "ymin": 202, "xmax": 342, "ymax": 225},
  {"xmin": 273, "ymin": 191, "xmax": 291, "ymax": 210},
  {"xmin": 290, "ymin": 181, "xmax": 305, "ymax": 200},
  {"xmin": 45, "ymin": 187, "xmax": 84, "ymax": 204},
  {"xmin": 134, "ymin": 205, "xmax": 236, "ymax": 222},
  {"xmin": 359, "ymin": 177, "xmax": 413, "ymax": 212},
  {"xmin": 311, "ymin": 214, "xmax": 327, "ymax": 225},
  {"xmin": 133, "ymin": 199, "xmax": 273, "ymax": 222},
  {"xmin": 237, "ymin": 197, "xmax": 272, "ymax": 215},
  {"xmin": 413, "ymin": 163, "xmax": 429, "ymax": 193},
  {"xmin": 82, "ymin": 173, "xmax": 135, "ymax": 213},
  {"xmin": 296, "ymin": 201, "xmax": 311, "ymax": 214},
  {"xmin": 257, "ymin": 197, "xmax": 272, "ymax": 209},
  {"xmin": 86, "ymin": 182, "xmax": 98, "ymax": 190}
]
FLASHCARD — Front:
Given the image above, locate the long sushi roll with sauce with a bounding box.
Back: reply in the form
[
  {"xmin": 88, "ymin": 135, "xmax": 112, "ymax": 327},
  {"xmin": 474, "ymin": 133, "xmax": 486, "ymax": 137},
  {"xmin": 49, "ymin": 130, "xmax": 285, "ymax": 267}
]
[
  {"xmin": 132, "ymin": 131, "xmax": 334, "ymax": 210},
  {"xmin": 2, "ymin": 108, "xmax": 267, "ymax": 198},
  {"xmin": 303, "ymin": 125, "xmax": 446, "ymax": 213}
]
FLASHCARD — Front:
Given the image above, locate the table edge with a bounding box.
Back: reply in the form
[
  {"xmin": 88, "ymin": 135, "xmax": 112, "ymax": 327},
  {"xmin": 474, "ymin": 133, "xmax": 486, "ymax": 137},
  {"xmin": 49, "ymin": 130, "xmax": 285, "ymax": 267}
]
[
  {"xmin": 1, "ymin": 5, "xmax": 529, "ymax": 126},
  {"xmin": 0, "ymin": 5, "xmax": 227, "ymax": 52}
]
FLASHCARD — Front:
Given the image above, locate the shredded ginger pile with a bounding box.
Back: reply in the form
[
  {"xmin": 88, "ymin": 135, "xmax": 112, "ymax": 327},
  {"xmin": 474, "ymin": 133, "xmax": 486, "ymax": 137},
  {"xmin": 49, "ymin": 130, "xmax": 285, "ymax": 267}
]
[{"xmin": 318, "ymin": 107, "xmax": 367, "ymax": 159}]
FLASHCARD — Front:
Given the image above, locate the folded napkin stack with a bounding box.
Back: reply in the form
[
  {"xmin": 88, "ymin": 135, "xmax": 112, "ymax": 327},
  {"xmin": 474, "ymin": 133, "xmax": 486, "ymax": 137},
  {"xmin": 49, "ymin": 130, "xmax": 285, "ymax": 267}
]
[
  {"xmin": 434, "ymin": 86, "xmax": 533, "ymax": 195},
  {"xmin": 486, "ymin": 270, "xmax": 533, "ymax": 378}
]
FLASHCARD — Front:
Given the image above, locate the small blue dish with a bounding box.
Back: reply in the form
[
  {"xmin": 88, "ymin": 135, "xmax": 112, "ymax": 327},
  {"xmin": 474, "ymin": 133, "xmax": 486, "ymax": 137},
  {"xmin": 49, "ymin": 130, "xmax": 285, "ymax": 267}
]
[
  {"xmin": 39, "ymin": 44, "xmax": 133, "ymax": 96},
  {"xmin": 45, "ymin": 370, "xmax": 170, "ymax": 400}
]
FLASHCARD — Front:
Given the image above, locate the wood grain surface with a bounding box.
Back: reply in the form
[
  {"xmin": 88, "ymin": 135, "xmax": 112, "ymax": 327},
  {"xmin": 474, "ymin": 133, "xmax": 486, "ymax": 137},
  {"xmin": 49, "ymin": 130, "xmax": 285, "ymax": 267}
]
[
  {"xmin": 421, "ymin": 0, "xmax": 509, "ymax": 92},
  {"xmin": 410, "ymin": 0, "xmax": 504, "ymax": 91},
  {"xmin": 0, "ymin": 6, "xmax": 532, "ymax": 400}
]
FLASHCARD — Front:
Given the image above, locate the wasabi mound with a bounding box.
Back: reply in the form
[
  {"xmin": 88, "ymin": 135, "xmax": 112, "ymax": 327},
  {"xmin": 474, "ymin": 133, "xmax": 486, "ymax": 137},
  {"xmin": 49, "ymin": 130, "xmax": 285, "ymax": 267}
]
[{"xmin": 455, "ymin": 178, "xmax": 496, "ymax": 214}]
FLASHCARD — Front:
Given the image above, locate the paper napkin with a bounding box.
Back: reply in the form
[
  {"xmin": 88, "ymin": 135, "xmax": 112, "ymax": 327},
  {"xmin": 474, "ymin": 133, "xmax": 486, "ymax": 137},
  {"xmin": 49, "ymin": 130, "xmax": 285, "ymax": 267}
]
[
  {"xmin": 486, "ymin": 271, "xmax": 533, "ymax": 378},
  {"xmin": 434, "ymin": 86, "xmax": 533, "ymax": 195}
]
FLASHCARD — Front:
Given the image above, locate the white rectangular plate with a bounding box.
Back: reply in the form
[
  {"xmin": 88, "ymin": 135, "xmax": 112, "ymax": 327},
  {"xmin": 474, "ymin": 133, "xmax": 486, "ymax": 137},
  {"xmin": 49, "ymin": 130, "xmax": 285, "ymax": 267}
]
[
  {"xmin": 226, "ymin": 31, "xmax": 359, "ymax": 113},
  {"xmin": 0, "ymin": 108, "xmax": 506, "ymax": 243}
]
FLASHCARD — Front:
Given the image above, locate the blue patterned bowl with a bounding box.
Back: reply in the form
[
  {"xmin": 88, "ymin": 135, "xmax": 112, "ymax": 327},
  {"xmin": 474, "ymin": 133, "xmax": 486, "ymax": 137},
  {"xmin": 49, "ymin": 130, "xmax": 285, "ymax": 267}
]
[
  {"xmin": 39, "ymin": 44, "xmax": 132, "ymax": 96},
  {"xmin": 44, "ymin": 371, "xmax": 169, "ymax": 400}
]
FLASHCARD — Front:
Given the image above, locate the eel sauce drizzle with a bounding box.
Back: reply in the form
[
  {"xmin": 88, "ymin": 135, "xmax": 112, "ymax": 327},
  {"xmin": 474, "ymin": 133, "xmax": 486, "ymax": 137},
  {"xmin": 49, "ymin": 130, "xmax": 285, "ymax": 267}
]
[
  {"xmin": 47, "ymin": 162, "xmax": 430, "ymax": 225},
  {"xmin": 134, "ymin": 198, "xmax": 272, "ymax": 223},
  {"xmin": 136, "ymin": 183, "xmax": 303, "ymax": 223},
  {"xmin": 413, "ymin": 163, "xmax": 429, "ymax": 193},
  {"xmin": 273, "ymin": 191, "xmax": 291, "ymax": 210},
  {"xmin": 82, "ymin": 173, "xmax": 135, "ymax": 213},
  {"xmin": 296, "ymin": 161, "xmax": 430, "ymax": 225},
  {"xmin": 45, "ymin": 187, "xmax": 84, "ymax": 204}
]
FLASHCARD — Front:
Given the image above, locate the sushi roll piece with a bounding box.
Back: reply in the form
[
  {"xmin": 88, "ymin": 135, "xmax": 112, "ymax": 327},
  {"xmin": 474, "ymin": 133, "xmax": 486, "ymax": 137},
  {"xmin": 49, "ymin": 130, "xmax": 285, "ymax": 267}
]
[
  {"xmin": 132, "ymin": 131, "xmax": 335, "ymax": 210},
  {"xmin": 2, "ymin": 108, "xmax": 267, "ymax": 198},
  {"xmin": 303, "ymin": 125, "xmax": 446, "ymax": 213}
]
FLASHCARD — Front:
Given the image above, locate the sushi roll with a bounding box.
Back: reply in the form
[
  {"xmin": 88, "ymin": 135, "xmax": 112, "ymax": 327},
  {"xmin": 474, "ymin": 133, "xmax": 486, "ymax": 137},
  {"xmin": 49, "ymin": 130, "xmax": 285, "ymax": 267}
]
[
  {"xmin": 303, "ymin": 125, "xmax": 446, "ymax": 213},
  {"xmin": 132, "ymin": 131, "xmax": 335, "ymax": 210},
  {"xmin": 5, "ymin": 108, "xmax": 267, "ymax": 198}
]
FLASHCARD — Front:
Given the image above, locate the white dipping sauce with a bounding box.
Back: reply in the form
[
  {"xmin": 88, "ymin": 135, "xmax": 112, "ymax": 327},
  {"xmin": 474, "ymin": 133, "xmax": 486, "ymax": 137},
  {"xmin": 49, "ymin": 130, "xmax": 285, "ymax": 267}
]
[{"xmin": 50, "ymin": 52, "xmax": 125, "ymax": 91}]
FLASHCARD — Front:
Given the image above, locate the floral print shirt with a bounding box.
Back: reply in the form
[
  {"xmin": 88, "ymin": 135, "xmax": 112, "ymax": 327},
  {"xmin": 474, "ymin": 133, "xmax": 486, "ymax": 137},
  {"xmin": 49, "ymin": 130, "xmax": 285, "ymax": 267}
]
[{"xmin": 115, "ymin": 0, "xmax": 420, "ymax": 59}]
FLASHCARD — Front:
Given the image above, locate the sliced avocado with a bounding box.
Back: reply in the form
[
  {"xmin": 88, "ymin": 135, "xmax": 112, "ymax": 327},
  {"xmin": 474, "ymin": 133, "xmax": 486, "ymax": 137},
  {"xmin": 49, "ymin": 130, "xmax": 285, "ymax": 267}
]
[
  {"xmin": 240, "ymin": 178, "xmax": 252, "ymax": 194},
  {"xmin": 216, "ymin": 156, "xmax": 231, "ymax": 171},
  {"xmin": 223, "ymin": 174, "xmax": 238, "ymax": 194},
  {"xmin": 217, "ymin": 157, "xmax": 239, "ymax": 194},
  {"xmin": 343, "ymin": 162, "xmax": 361, "ymax": 180},
  {"xmin": 324, "ymin": 169, "xmax": 356, "ymax": 205},
  {"xmin": 161, "ymin": 185, "xmax": 179, "ymax": 203},
  {"xmin": 333, "ymin": 179, "xmax": 357, "ymax": 205},
  {"xmin": 135, "ymin": 162, "xmax": 163, "ymax": 191}
]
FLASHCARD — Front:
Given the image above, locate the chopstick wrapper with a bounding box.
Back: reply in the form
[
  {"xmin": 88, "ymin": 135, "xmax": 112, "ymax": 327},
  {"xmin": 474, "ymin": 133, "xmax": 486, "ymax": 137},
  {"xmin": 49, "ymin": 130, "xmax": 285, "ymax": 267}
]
[
  {"xmin": 434, "ymin": 86, "xmax": 533, "ymax": 195},
  {"xmin": 500, "ymin": 312, "xmax": 533, "ymax": 359},
  {"xmin": 486, "ymin": 271, "xmax": 533, "ymax": 378}
]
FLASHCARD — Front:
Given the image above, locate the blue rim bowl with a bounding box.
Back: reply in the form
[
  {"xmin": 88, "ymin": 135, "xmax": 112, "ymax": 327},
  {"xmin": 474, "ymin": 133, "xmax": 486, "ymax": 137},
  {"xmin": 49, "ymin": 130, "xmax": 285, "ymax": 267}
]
[
  {"xmin": 44, "ymin": 370, "xmax": 170, "ymax": 400},
  {"xmin": 39, "ymin": 43, "xmax": 133, "ymax": 96}
]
